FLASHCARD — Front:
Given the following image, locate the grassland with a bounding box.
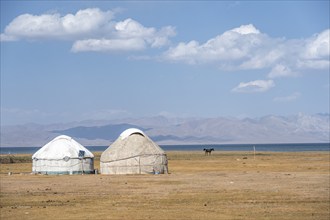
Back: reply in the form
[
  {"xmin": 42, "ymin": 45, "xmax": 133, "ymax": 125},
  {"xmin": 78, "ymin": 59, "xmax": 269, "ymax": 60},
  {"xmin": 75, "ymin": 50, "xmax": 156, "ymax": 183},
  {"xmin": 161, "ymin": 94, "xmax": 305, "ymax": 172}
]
[{"xmin": 0, "ymin": 151, "xmax": 329, "ymax": 219}]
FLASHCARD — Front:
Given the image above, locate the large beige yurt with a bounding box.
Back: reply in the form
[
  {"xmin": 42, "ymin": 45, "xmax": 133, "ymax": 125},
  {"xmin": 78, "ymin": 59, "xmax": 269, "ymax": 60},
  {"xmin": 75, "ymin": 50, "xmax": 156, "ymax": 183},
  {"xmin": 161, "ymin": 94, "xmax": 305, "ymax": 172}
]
[
  {"xmin": 100, "ymin": 128, "xmax": 168, "ymax": 174},
  {"xmin": 32, "ymin": 135, "xmax": 94, "ymax": 175}
]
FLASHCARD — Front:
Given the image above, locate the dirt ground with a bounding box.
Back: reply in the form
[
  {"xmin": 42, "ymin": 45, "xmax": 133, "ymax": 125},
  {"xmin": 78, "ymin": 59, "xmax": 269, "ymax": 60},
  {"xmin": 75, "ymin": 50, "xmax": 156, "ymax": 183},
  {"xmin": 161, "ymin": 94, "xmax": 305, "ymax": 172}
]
[{"xmin": 0, "ymin": 151, "xmax": 329, "ymax": 220}]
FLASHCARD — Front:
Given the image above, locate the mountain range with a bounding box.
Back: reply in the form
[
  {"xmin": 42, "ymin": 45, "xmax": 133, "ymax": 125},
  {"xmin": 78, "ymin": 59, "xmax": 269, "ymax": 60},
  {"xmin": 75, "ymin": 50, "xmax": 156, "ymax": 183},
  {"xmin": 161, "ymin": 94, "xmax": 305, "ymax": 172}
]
[{"xmin": 1, "ymin": 113, "xmax": 329, "ymax": 147}]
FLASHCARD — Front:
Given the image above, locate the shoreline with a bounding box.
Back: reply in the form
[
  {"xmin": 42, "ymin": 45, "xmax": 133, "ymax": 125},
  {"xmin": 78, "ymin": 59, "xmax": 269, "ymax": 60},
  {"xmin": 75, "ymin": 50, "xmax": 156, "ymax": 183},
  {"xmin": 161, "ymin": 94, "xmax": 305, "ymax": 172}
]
[
  {"xmin": 1, "ymin": 149, "xmax": 329, "ymax": 156},
  {"xmin": 1, "ymin": 142, "xmax": 329, "ymax": 155}
]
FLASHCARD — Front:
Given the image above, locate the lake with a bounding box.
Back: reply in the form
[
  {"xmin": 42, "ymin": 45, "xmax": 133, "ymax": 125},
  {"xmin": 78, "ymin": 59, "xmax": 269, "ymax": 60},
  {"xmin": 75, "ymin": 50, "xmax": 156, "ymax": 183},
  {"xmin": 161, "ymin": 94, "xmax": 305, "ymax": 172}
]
[{"xmin": 0, "ymin": 143, "xmax": 329, "ymax": 154}]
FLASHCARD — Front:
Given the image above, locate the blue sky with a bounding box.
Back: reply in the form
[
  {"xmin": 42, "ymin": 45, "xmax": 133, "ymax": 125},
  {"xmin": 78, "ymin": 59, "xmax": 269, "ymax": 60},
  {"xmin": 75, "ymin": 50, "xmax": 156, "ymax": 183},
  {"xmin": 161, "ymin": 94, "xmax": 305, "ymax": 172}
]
[{"xmin": 1, "ymin": 1, "xmax": 329, "ymax": 125}]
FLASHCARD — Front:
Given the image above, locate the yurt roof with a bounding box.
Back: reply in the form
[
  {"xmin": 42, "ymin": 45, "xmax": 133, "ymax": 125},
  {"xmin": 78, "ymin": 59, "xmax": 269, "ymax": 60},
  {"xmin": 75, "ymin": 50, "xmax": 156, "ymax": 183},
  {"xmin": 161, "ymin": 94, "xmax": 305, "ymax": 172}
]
[
  {"xmin": 119, "ymin": 128, "xmax": 146, "ymax": 140},
  {"xmin": 101, "ymin": 128, "xmax": 165, "ymax": 162},
  {"xmin": 32, "ymin": 135, "xmax": 94, "ymax": 159}
]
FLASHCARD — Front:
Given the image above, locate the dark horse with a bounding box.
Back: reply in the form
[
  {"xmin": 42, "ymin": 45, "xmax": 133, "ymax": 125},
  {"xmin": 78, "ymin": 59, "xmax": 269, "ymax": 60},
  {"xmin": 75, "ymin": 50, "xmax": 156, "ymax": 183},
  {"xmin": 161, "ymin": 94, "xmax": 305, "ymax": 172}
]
[{"xmin": 203, "ymin": 148, "xmax": 214, "ymax": 156}]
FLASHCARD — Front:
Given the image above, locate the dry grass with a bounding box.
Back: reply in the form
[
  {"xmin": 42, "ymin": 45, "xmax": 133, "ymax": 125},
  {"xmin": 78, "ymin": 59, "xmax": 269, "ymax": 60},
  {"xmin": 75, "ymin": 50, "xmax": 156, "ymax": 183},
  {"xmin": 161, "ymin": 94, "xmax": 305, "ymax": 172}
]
[{"xmin": 0, "ymin": 151, "xmax": 329, "ymax": 220}]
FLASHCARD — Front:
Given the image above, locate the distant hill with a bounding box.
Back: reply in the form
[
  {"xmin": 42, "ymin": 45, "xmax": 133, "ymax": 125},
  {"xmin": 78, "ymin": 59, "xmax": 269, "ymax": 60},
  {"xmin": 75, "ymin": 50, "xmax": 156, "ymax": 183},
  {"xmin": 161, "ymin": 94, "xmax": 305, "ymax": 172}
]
[
  {"xmin": 1, "ymin": 113, "xmax": 329, "ymax": 147},
  {"xmin": 52, "ymin": 123, "xmax": 148, "ymax": 140}
]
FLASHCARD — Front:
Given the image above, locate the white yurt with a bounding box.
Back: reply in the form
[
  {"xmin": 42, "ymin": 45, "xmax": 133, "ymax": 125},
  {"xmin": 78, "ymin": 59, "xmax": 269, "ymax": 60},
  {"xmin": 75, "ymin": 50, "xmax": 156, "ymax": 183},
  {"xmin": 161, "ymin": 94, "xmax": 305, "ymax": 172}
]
[
  {"xmin": 100, "ymin": 128, "xmax": 168, "ymax": 174},
  {"xmin": 32, "ymin": 135, "xmax": 94, "ymax": 175}
]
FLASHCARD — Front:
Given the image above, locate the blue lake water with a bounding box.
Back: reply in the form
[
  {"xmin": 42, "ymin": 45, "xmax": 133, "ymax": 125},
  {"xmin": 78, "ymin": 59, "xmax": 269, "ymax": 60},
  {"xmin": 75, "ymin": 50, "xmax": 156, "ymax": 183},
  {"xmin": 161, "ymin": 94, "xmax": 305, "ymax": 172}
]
[{"xmin": 0, "ymin": 143, "xmax": 329, "ymax": 155}]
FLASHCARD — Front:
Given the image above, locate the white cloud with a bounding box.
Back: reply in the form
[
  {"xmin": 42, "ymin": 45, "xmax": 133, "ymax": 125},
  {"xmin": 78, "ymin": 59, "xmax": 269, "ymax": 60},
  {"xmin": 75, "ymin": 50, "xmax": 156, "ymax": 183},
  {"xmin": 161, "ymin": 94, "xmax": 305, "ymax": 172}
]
[
  {"xmin": 164, "ymin": 24, "xmax": 266, "ymax": 65},
  {"xmin": 150, "ymin": 26, "xmax": 176, "ymax": 48},
  {"xmin": 115, "ymin": 18, "xmax": 154, "ymax": 38},
  {"xmin": 232, "ymin": 80, "xmax": 275, "ymax": 93},
  {"xmin": 296, "ymin": 59, "xmax": 330, "ymax": 69},
  {"xmin": 164, "ymin": 40, "xmax": 200, "ymax": 64},
  {"xmin": 1, "ymin": 8, "xmax": 114, "ymax": 41},
  {"xmin": 238, "ymin": 46, "xmax": 285, "ymax": 70},
  {"xmin": 296, "ymin": 29, "xmax": 330, "ymax": 69},
  {"xmin": 72, "ymin": 38, "xmax": 146, "ymax": 52},
  {"xmin": 268, "ymin": 64, "xmax": 299, "ymax": 78},
  {"xmin": 2, "ymin": 8, "xmax": 328, "ymax": 68},
  {"xmin": 114, "ymin": 18, "xmax": 176, "ymax": 48},
  {"xmin": 72, "ymin": 19, "xmax": 175, "ymax": 52},
  {"xmin": 163, "ymin": 24, "xmax": 329, "ymax": 74},
  {"xmin": 1, "ymin": 8, "xmax": 176, "ymax": 52},
  {"xmin": 62, "ymin": 8, "xmax": 113, "ymax": 35},
  {"xmin": 0, "ymin": 33, "xmax": 18, "ymax": 41},
  {"xmin": 231, "ymin": 24, "xmax": 260, "ymax": 35},
  {"xmin": 303, "ymin": 29, "xmax": 330, "ymax": 59},
  {"xmin": 273, "ymin": 92, "xmax": 301, "ymax": 102}
]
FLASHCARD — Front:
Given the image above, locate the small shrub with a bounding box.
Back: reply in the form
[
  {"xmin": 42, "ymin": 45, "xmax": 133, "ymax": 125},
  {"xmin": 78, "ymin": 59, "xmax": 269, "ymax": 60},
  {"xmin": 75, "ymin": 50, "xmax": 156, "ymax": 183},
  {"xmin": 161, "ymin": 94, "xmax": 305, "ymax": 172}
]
[{"xmin": 0, "ymin": 155, "xmax": 32, "ymax": 164}]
